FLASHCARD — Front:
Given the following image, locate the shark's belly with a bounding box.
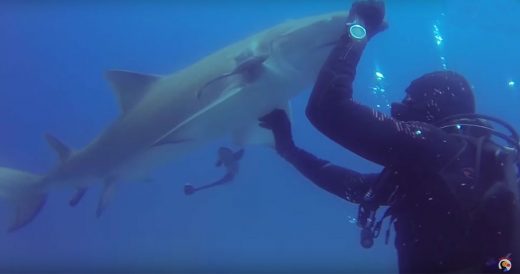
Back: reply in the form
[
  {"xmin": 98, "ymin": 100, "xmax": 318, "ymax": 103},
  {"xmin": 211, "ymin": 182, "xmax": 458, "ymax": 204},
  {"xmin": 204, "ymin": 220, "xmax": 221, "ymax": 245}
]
[
  {"xmin": 112, "ymin": 76, "xmax": 301, "ymax": 182},
  {"xmin": 109, "ymin": 139, "xmax": 204, "ymax": 183},
  {"xmin": 66, "ymin": 64, "xmax": 306, "ymax": 186},
  {"xmin": 172, "ymin": 77, "xmax": 298, "ymax": 143}
]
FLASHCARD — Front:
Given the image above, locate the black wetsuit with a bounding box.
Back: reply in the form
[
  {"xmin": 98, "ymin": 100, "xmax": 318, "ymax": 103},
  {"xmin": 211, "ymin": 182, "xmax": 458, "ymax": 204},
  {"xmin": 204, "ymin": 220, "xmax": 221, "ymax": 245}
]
[{"xmin": 276, "ymin": 33, "xmax": 516, "ymax": 272}]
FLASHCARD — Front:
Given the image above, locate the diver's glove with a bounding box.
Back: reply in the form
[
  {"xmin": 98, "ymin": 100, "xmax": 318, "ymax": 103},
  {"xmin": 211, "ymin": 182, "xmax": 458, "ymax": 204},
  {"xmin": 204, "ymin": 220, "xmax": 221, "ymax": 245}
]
[
  {"xmin": 259, "ymin": 109, "xmax": 296, "ymax": 157},
  {"xmin": 348, "ymin": 0, "xmax": 387, "ymax": 39}
]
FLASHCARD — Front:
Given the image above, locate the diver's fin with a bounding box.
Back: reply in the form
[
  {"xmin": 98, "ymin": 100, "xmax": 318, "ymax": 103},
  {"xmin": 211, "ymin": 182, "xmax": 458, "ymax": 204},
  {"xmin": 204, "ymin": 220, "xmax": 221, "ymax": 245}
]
[
  {"xmin": 106, "ymin": 70, "xmax": 161, "ymax": 113},
  {"xmin": 44, "ymin": 134, "xmax": 72, "ymax": 163},
  {"xmin": 9, "ymin": 193, "xmax": 46, "ymax": 233},
  {"xmin": 233, "ymin": 149, "xmax": 245, "ymax": 161},
  {"xmin": 69, "ymin": 187, "xmax": 87, "ymax": 207},
  {"xmin": 96, "ymin": 179, "xmax": 117, "ymax": 218},
  {"xmin": 232, "ymin": 124, "xmax": 275, "ymax": 148}
]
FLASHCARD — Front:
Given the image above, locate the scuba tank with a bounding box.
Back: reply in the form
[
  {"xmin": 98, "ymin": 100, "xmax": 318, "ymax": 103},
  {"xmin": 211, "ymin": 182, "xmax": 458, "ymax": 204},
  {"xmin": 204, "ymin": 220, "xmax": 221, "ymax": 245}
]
[
  {"xmin": 357, "ymin": 168, "xmax": 400, "ymax": 248},
  {"xmin": 356, "ymin": 113, "xmax": 520, "ymax": 249}
]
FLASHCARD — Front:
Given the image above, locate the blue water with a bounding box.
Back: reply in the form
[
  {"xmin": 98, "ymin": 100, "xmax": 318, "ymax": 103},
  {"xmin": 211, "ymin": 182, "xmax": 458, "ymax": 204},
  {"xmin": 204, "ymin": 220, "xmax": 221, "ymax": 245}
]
[{"xmin": 0, "ymin": 1, "xmax": 519, "ymax": 273}]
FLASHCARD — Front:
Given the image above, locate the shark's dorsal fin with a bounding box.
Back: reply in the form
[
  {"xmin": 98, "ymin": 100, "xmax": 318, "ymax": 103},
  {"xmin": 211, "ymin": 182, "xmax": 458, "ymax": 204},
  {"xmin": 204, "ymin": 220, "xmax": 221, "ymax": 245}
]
[
  {"xmin": 106, "ymin": 70, "xmax": 161, "ymax": 113},
  {"xmin": 44, "ymin": 134, "xmax": 71, "ymax": 163}
]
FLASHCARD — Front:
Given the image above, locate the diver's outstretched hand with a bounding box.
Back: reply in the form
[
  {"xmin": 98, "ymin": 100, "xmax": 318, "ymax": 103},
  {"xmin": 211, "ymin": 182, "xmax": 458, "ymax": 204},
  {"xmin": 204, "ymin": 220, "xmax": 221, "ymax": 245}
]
[
  {"xmin": 349, "ymin": 0, "xmax": 387, "ymax": 38},
  {"xmin": 259, "ymin": 109, "xmax": 295, "ymax": 155}
]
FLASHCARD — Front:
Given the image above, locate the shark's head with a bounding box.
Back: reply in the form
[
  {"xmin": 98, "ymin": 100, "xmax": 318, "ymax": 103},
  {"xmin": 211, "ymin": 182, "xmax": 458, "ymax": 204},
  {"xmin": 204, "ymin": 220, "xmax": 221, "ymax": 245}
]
[{"xmin": 269, "ymin": 11, "xmax": 348, "ymax": 80}]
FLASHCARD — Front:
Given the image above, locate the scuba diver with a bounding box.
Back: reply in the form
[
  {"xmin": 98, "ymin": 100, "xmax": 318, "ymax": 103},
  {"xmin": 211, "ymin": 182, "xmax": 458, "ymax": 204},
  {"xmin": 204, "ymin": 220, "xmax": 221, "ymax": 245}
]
[
  {"xmin": 184, "ymin": 147, "xmax": 244, "ymax": 196},
  {"xmin": 259, "ymin": 0, "xmax": 520, "ymax": 273}
]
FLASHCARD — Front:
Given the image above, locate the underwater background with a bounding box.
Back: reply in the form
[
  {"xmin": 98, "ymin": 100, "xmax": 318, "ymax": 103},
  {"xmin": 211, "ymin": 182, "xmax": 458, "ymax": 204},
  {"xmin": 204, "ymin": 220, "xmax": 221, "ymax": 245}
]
[{"xmin": 0, "ymin": 0, "xmax": 519, "ymax": 273}]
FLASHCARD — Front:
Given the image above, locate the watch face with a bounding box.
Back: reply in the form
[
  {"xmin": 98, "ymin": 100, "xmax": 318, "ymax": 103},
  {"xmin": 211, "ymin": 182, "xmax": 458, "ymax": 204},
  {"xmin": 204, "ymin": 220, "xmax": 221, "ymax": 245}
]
[{"xmin": 349, "ymin": 24, "xmax": 367, "ymax": 40}]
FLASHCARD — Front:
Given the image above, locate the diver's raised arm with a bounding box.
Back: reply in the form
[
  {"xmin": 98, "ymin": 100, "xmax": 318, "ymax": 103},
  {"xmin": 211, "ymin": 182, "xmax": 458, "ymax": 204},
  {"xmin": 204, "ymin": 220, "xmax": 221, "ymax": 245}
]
[
  {"xmin": 305, "ymin": 1, "xmax": 465, "ymax": 169},
  {"xmin": 306, "ymin": 0, "xmax": 386, "ymax": 125}
]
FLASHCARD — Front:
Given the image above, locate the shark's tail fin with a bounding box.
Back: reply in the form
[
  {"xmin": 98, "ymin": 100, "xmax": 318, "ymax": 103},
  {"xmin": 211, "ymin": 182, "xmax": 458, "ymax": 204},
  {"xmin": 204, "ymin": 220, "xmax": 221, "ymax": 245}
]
[{"xmin": 0, "ymin": 167, "xmax": 46, "ymax": 232}]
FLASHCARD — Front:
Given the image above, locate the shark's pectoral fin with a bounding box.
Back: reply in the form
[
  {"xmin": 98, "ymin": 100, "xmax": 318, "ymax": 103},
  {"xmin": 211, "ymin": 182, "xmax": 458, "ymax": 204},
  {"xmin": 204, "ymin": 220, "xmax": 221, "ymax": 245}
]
[
  {"xmin": 106, "ymin": 70, "xmax": 162, "ymax": 113},
  {"xmin": 44, "ymin": 134, "xmax": 72, "ymax": 163},
  {"xmin": 232, "ymin": 124, "xmax": 275, "ymax": 148},
  {"xmin": 96, "ymin": 180, "xmax": 117, "ymax": 218},
  {"xmin": 9, "ymin": 193, "xmax": 47, "ymax": 233},
  {"xmin": 69, "ymin": 187, "xmax": 87, "ymax": 207}
]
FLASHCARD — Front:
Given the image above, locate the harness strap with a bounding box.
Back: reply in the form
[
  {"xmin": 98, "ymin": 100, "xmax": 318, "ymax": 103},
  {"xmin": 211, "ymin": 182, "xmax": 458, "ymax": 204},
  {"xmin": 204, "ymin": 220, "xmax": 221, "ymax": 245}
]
[
  {"xmin": 385, "ymin": 215, "xmax": 398, "ymax": 245},
  {"xmin": 473, "ymin": 136, "xmax": 487, "ymax": 187},
  {"xmin": 358, "ymin": 202, "xmax": 397, "ymax": 248}
]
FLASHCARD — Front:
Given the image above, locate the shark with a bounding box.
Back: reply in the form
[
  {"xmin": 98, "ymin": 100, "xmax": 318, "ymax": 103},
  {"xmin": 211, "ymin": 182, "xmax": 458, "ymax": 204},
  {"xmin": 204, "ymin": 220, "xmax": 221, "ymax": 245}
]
[{"xmin": 0, "ymin": 11, "xmax": 348, "ymax": 232}]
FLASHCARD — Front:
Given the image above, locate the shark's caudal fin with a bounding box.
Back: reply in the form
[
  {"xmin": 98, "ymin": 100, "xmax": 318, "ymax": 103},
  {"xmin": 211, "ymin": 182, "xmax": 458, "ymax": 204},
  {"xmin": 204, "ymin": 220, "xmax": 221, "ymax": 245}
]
[{"xmin": 0, "ymin": 167, "xmax": 45, "ymax": 232}]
